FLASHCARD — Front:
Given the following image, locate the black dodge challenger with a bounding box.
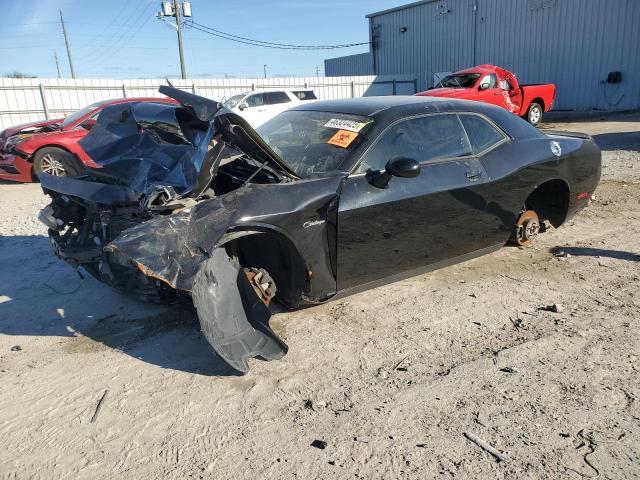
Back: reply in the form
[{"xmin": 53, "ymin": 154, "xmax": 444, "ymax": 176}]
[{"xmin": 38, "ymin": 86, "xmax": 601, "ymax": 373}]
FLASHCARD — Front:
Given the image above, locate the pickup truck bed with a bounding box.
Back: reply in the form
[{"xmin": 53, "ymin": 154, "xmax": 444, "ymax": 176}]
[{"xmin": 416, "ymin": 65, "xmax": 556, "ymax": 126}]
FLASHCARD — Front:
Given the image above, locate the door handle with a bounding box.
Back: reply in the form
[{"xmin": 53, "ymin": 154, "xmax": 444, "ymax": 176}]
[{"xmin": 466, "ymin": 169, "xmax": 482, "ymax": 180}]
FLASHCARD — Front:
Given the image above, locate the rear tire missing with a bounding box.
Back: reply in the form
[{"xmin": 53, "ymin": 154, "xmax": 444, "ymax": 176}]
[{"xmin": 511, "ymin": 210, "xmax": 540, "ymax": 246}]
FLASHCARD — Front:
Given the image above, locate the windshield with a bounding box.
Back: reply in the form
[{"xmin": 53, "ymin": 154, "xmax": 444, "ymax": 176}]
[
  {"xmin": 62, "ymin": 100, "xmax": 109, "ymax": 128},
  {"xmin": 224, "ymin": 94, "xmax": 246, "ymax": 109},
  {"xmin": 257, "ymin": 110, "xmax": 372, "ymax": 178},
  {"xmin": 438, "ymin": 73, "xmax": 481, "ymax": 88}
]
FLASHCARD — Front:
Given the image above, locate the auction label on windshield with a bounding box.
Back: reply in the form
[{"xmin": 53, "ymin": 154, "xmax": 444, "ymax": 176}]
[
  {"xmin": 328, "ymin": 130, "xmax": 358, "ymax": 148},
  {"xmin": 324, "ymin": 118, "xmax": 368, "ymax": 132}
]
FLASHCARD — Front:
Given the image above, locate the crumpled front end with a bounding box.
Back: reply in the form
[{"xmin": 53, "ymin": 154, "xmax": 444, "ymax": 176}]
[{"xmin": 38, "ymin": 86, "xmax": 306, "ymax": 373}]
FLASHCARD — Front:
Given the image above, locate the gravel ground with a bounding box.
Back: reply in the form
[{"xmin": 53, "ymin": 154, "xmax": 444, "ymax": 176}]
[{"xmin": 0, "ymin": 113, "xmax": 638, "ymax": 479}]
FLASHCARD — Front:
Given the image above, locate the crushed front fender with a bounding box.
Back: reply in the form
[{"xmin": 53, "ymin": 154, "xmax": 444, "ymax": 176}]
[{"xmin": 192, "ymin": 248, "xmax": 287, "ymax": 373}]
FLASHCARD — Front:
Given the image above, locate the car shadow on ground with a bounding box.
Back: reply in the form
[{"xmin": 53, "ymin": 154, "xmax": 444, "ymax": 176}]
[
  {"xmin": 550, "ymin": 246, "xmax": 640, "ymax": 262},
  {"xmin": 0, "ymin": 235, "xmax": 241, "ymax": 377},
  {"xmin": 592, "ymin": 131, "xmax": 640, "ymax": 152}
]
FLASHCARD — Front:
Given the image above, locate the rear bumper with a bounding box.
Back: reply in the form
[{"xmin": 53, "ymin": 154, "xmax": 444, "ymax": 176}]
[{"xmin": 0, "ymin": 152, "xmax": 33, "ymax": 182}]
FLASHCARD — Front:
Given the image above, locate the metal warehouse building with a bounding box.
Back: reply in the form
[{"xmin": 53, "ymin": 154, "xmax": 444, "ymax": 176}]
[{"xmin": 325, "ymin": 0, "xmax": 640, "ymax": 111}]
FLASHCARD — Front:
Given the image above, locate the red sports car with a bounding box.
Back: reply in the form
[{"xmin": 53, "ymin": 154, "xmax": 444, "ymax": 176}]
[{"xmin": 0, "ymin": 97, "xmax": 177, "ymax": 182}]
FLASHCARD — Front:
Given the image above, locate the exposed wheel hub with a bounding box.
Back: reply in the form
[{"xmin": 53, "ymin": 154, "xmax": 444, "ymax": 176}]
[
  {"xmin": 244, "ymin": 268, "xmax": 276, "ymax": 306},
  {"xmin": 514, "ymin": 210, "xmax": 540, "ymax": 246}
]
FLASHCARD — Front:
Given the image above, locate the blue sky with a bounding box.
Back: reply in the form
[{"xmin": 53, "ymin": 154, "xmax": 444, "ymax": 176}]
[{"xmin": 2, "ymin": 0, "xmax": 403, "ymax": 79}]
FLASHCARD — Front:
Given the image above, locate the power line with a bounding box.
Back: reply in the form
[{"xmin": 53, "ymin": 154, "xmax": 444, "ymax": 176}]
[
  {"xmin": 75, "ymin": 1, "xmax": 153, "ymax": 63},
  {"xmin": 78, "ymin": 2, "xmax": 157, "ymax": 68},
  {"xmin": 188, "ymin": 21, "xmax": 370, "ymax": 50}
]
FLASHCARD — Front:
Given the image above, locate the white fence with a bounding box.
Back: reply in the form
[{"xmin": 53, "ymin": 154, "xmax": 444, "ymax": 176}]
[{"xmin": 0, "ymin": 75, "xmax": 417, "ymax": 130}]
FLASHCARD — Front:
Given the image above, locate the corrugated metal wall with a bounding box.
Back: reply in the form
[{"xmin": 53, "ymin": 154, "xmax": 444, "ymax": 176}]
[
  {"xmin": 472, "ymin": 0, "xmax": 640, "ymax": 111},
  {"xmin": 325, "ymin": 53, "xmax": 374, "ymax": 76},
  {"xmin": 332, "ymin": 0, "xmax": 640, "ymax": 111},
  {"xmin": 370, "ymin": 0, "xmax": 476, "ymax": 89}
]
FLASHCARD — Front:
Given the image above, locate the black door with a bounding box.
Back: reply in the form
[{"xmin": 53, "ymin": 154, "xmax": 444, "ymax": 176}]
[{"xmin": 336, "ymin": 113, "xmax": 493, "ymax": 291}]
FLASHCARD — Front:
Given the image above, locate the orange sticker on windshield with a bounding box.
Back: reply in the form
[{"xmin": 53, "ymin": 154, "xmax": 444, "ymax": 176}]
[{"xmin": 328, "ymin": 129, "xmax": 358, "ymax": 148}]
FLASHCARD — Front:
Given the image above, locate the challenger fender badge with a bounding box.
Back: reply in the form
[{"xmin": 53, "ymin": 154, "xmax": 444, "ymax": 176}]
[
  {"xmin": 303, "ymin": 219, "xmax": 325, "ymax": 228},
  {"xmin": 550, "ymin": 141, "xmax": 562, "ymax": 157}
]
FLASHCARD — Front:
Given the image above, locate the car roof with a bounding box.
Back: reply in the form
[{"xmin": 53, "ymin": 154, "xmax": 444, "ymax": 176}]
[
  {"xmin": 288, "ymin": 95, "xmax": 468, "ymax": 117},
  {"xmin": 234, "ymin": 88, "xmax": 313, "ymax": 96},
  {"xmin": 103, "ymin": 97, "xmax": 177, "ymax": 106},
  {"xmin": 286, "ymin": 95, "xmax": 544, "ymax": 143}
]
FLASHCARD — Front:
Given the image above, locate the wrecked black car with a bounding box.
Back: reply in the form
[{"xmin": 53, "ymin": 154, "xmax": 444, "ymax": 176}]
[{"xmin": 39, "ymin": 87, "xmax": 601, "ymax": 373}]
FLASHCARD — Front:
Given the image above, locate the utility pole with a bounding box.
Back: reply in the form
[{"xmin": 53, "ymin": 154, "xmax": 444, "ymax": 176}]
[
  {"xmin": 54, "ymin": 51, "xmax": 61, "ymax": 78},
  {"xmin": 174, "ymin": 0, "xmax": 186, "ymax": 79},
  {"xmin": 59, "ymin": 10, "xmax": 76, "ymax": 79},
  {"xmin": 157, "ymin": 1, "xmax": 191, "ymax": 79},
  {"xmin": 263, "ymin": 64, "xmax": 267, "ymax": 79},
  {"xmin": 315, "ymin": 65, "xmax": 320, "ymax": 77}
]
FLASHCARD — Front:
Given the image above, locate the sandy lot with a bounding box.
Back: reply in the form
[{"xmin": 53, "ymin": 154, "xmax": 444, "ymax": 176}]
[{"xmin": 1, "ymin": 113, "xmax": 639, "ymax": 479}]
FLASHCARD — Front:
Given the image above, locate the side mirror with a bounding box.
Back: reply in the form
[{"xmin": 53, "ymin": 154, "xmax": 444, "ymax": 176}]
[
  {"xmin": 81, "ymin": 118, "xmax": 97, "ymax": 130},
  {"xmin": 238, "ymin": 102, "xmax": 248, "ymax": 111},
  {"xmin": 386, "ymin": 156, "xmax": 420, "ymax": 178},
  {"xmin": 369, "ymin": 157, "xmax": 421, "ymax": 188},
  {"xmin": 478, "ymin": 83, "xmax": 490, "ymax": 91}
]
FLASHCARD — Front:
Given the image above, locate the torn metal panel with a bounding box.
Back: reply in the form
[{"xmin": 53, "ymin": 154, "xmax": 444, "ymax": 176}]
[
  {"xmin": 192, "ymin": 248, "xmax": 287, "ymax": 374},
  {"xmin": 78, "ymin": 100, "xmax": 214, "ymax": 197},
  {"xmin": 103, "ymin": 175, "xmax": 344, "ymax": 296}
]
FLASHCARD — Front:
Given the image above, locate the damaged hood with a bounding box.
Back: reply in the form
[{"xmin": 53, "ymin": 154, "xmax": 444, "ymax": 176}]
[
  {"xmin": 1, "ymin": 119, "xmax": 62, "ymax": 149},
  {"xmin": 73, "ymin": 85, "xmax": 297, "ymax": 198}
]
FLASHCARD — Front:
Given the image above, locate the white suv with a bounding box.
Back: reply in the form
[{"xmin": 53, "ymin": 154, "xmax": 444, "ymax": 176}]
[{"xmin": 223, "ymin": 89, "xmax": 318, "ymax": 128}]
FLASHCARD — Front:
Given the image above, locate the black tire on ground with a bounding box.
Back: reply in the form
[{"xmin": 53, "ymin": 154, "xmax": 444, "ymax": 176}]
[
  {"xmin": 32, "ymin": 147, "xmax": 80, "ymax": 180},
  {"xmin": 526, "ymin": 102, "xmax": 543, "ymax": 126}
]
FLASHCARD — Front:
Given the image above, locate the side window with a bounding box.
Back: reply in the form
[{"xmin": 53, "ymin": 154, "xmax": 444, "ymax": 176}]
[
  {"xmin": 459, "ymin": 114, "xmax": 506, "ymax": 154},
  {"xmin": 265, "ymin": 92, "xmax": 291, "ymax": 105},
  {"xmin": 293, "ymin": 90, "xmax": 317, "ymax": 100},
  {"xmin": 479, "ymin": 74, "xmax": 497, "ymax": 89},
  {"xmin": 245, "ymin": 93, "xmax": 265, "ymax": 107},
  {"xmin": 357, "ymin": 114, "xmax": 472, "ymax": 173},
  {"xmin": 499, "ymin": 79, "xmax": 512, "ymax": 91}
]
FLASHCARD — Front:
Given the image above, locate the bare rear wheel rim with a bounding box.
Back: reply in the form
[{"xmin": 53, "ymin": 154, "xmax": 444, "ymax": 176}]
[{"xmin": 40, "ymin": 154, "xmax": 66, "ymax": 176}]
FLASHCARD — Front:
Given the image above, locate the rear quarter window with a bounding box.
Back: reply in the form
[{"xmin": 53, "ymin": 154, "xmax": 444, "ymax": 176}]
[
  {"xmin": 265, "ymin": 92, "xmax": 291, "ymax": 105},
  {"xmin": 292, "ymin": 90, "xmax": 317, "ymax": 101},
  {"xmin": 459, "ymin": 114, "xmax": 506, "ymax": 154}
]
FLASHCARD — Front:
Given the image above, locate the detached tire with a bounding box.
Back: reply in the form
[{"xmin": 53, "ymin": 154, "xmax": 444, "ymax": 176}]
[
  {"xmin": 526, "ymin": 103, "xmax": 543, "ymax": 126},
  {"xmin": 32, "ymin": 147, "xmax": 79, "ymax": 180}
]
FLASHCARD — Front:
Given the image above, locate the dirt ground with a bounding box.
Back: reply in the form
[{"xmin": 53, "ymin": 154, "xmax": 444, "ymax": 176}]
[{"xmin": 1, "ymin": 113, "xmax": 639, "ymax": 479}]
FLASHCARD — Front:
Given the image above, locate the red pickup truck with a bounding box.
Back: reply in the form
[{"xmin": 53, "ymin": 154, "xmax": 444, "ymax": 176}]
[{"xmin": 415, "ymin": 64, "xmax": 555, "ymax": 126}]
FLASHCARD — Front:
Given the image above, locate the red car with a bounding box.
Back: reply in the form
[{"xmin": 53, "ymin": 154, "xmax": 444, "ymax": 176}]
[
  {"xmin": 0, "ymin": 97, "xmax": 177, "ymax": 182},
  {"xmin": 416, "ymin": 64, "xmax": 555, "ymax": 126}
]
